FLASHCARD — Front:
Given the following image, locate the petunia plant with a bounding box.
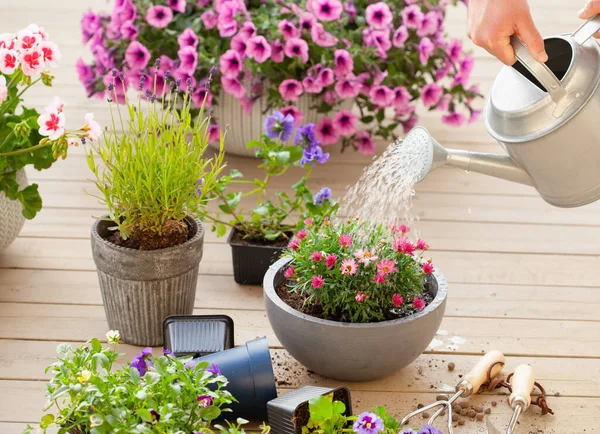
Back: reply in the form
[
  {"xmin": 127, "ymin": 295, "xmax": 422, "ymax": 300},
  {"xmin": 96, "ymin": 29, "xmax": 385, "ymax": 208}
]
[
  {"xmin": 302, "ymin": 395, "xmax": 442, "ymax": 434},
  {"xmin": 198, "ymin": 110, "xmax": 337, "ymax": 243},
  {"xmin": 283, "ymin": 218, "xmax": 435, "ymax": 323},
  {"xmin": 0, "ymin": 24, "xmax": 102, "ymax": 219},
  {"xmin": 23, "ymin": 331, "xmax": 266, "ymax": 434},
  {"xmin": 78, "ymin": 0, "xmax": 481, "ymax": 155}
]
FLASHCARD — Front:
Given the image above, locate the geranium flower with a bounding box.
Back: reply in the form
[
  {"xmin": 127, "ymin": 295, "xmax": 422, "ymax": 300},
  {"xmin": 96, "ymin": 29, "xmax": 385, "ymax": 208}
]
[
  {"xmin": 422, "ymin": 262, "xmax": 435, "ymax": 274},
  {"xmin": 17, "ymin": 29, "xmax": 40, "ymax": 51},
  {"xmin": 0, "ymin": 48, "xmax": 18, "ymax": 75},
  {"xmin": 402, "ymin": 4, "xmax": 424, "ymax": 29},
  {"xmin": 284, "ymin": 266, "xmax": 295, "ymax": 278},
  {"xmin": 279, "ymin": 79, "xmax": 303, "ymax": 102},
  {"xmin": 284, "ymin": 38, "xmax": 309, "ymax": 63},
  {"xmin": 354, "ymin": 248, "xmax": 378, "ymax": 265},
  {"xmin": 334, "ymin": 49, "xmax": 353, "ymax": 77},
  {"xmin": 178, "ymin": 46, "xmax": 198, "ymax": 75},
  {"xmin": 392, "ymin": 293, "xmax": 404, "ymax": 307},
  {"xmin": 83, "ymin": 113, "xmax": 102, "ymax": 142},
  {"xmin": 221, "ymin": 76, "xmax": 245, "ymax": 99},
  {"xmin": 39, "ymin": 41, "xmax": 60, "ymax": 67},
  {"xmin": 313, "ymin": 187, "xmax": 332, "ymax": 205},
  {"xmin": 338, "ymin": 234, "xmax": 352, "ymax": 247},
  {"xmin": 201, "ymin": 10, "xmax": 218, "ymax": 29},
  {"xmin": 421, "ymin": 83, "xmax": 443, "ymax": 108},
  {"xmin": 413, "ymin": 297, "xmax": 426, "ymax": 310},
  {"xmin": 311, "ymin": 23, "xmax": 338, "ymax": 47},
  {"xmin": 393, "ymin": 26, "xmax": 409, "ymax": 47},
  {"xmin": 313, "ymin": 0, "xmax": 343, "ymax": 21},
  {"xmin": 312, "ymin": 275, "xmax": 325, "ymax": 289},
  {"xmin": 278, "ymin": 20, "xmax": 299, "ymax": 39},
  {"xmin": 247, "ymin": 35, "xmax": 272, "ymax": 63},
  {"xmin": 220, "ymin": 50, "xmax": 243, "ymax": 77},
  {"xmin": 376, "ymin": 259, "xmax": 397, "ymax": 275},
  {"xmin": 125, "ymin": 41, "xmax": 150, "ymax": 71},
  {"xmin": 0, "ymin": 33, "xmax": 15, "ymax": 50},
  {"xmin": 315, "ymin": 117, "xmax": 339, "ymax": 145},
  {"xmin": 366, "ymin": 2, "xmax": 393, "ymax": 30},
  {"xmin": 178, "ymin": 28, "xmax": 199, "ymax": 49},
  {"xmin": 325, "ymin": 253, "xmax": 337, "ymax": 269},
  {"xmin": 353, "ymin": 131, "xmax": 375, "ymax": 155},
  {"xmin": 353, "ymin": 412, "xmax": 384, "ymax": 434},
  {"xmin": 197, "ymin": 395, "xmax": 213, "ymax": 408},
  {"xmin": 37, "ymin": 110, "xmax": 65, "ymax": 140},
  {"xmin": 21, "ymin": 48, "xmax": 44, "ymax": 76},
  {"xmin": 355, "ymin": 291, "xmax": 369, "ymax": 302},
  {"xmin": 264, "ymin": 111, "xmax": 294, "ymax": 141},
  {"xmin": 340, "ymin": 258, "xmax": 358, "ymax": 275},
  {"xmin": 442, "ymin": 112, "xmax": 466, "ymax": 127},
  {"xmin": 168, "ymin": 0, "xmax": 187, "ymax": 13},
  {"xmin": 333, "ymin": 110, "xmax": 357, "ymax": 137},
  {"xmin": 146, "ymin": 5, "xmax": 173, "ymax": 29}
]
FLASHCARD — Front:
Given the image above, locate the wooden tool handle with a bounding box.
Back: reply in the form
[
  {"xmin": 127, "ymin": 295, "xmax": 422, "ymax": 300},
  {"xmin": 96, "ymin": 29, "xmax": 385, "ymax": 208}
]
[
  {"xmin": 509, "ymin": 364, "xmax": 535, "ymax": 410},
  {"xmin": 463, "ymin": 350, "xmax": 505, "ymax": 395}
]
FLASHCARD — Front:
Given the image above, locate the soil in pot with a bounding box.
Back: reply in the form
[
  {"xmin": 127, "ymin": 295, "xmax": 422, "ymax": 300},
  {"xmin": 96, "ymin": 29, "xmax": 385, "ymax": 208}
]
[
  {"xmin": 107, "ymin": 219, "xmax": 191, "ymax": 250},
  {"xmin": 229, "ymin": 227, "xmax": 292, "ymax": 248},
  {"xmin": 276, "ymin": 276, "xmax": 435, "ymax": 323},
  {"xmin": 292, "ymin": 389, "xmax": 350, "ymax": 434}
]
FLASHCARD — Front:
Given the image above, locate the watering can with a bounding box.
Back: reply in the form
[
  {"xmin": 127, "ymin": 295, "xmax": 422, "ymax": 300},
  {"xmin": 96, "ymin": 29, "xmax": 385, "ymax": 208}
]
[{"xmin": 410, "ymin": 15, "xmax": 600, "ymax": 208}]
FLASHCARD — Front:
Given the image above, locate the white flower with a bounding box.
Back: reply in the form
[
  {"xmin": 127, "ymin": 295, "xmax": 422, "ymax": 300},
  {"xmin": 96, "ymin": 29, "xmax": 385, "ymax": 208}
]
[
  {"xmin": 0, "ymin": 76, "xmax": 7, "ymax": 105},
  {"xmin": 16, "ymin": 28, "xmax": 41, "ymax": 52},
  {"xmin": 37, "ymin": 110, "xmax": 65, "ymax": 140},
  {"xmin": 77, "ymin": 369, "xmax": 92, "ymax": 382},
  {"xmin": 105, "ymin": 330, "xmax": 120, "ymax": 344},
  {"xmin": 0, "ymin": 33, "xmax": 16, "ymax": 50},
  {"xmin": 44, "ymin": 96, "xmax": 65, "ymax": 113},
  {"xmin": 20, "ymin": 48, "xmax": 44, "ymax": 77},
  {"xmin": 39, "ymin": 41, "xmax": 60, "ymax": 67},
  {"xmin": 0, "ymin": 48, "xmax": 18, "ymax": 75},
  {"xmin": 83, "ymin": 113, "xmax": 102, "ymax": 142}
]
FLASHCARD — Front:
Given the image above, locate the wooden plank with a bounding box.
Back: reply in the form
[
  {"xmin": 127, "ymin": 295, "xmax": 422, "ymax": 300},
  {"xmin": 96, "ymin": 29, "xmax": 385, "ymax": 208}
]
[
  {"xmin": 1, "ymin": 379, "xmax": 597, "ymax": 432},
  {"xmin": 1, "ymin": 269, "xmax": 598, "ymax": 322},
  {"xmin": 0, "ymin": 340, "xmax": 596, "ymax": 398},
  {"xmin": 1, "ymin": 303, "xmax": 599, "ymax": 358}
]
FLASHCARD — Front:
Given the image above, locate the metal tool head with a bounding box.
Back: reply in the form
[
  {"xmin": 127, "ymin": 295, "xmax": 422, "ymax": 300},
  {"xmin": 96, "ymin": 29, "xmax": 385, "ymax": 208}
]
[
  {"xmin": 399, "ymin": 126, "xmax": 449, "ymax": 184},
  {"xmin": 485, "ymin": 416, "xmax": 502, "ymax": 434}
]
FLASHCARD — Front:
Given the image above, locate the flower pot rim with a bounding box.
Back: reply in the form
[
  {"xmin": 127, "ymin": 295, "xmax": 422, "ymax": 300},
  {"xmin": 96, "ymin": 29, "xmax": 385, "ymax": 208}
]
[
  {"xmin": 226, "ymin": 226, "xmax": 294, "ymax": 250},
  {"xmin": 92, "ymin": 215, "xmax": 204, "ymax": 255},
  {"xmin": 264, "ymin": 257, "xmax": 448, "ymax": 329}
]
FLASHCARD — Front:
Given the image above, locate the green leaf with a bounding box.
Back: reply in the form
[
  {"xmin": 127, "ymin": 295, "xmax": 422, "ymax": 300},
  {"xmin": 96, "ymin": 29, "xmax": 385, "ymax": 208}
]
[
  {"xmin": 199, "ymin": 405, "xmax": 221, "ymax": 421},
  {"xmin": 376, "ymin": 109, "xmax": 385, "ymax": 122},
  {"xmin": 40, "ymin": 414, "xmax": 55, "ymax": 428},
  {"xmin": 137, "ymin": 409, "xmax": 154, "ymax": 423},
  {"xmin": 308, "ymin": 396, "xmax": 333, "ymax": 423},
  {"xmin": 253, "ymin": 205, "xmax": 269, "ymax": 216},
  {"xmin": 216, "ymin": 223, "xmax": 227, "ymax": 238},
  {"xmin": 226, "ymin": 192, "xmax": 242, "ymax": 210},
  {"xmin": 90, "ymin": 338, "xmax": 102, "ymax": 353},
  {"xmin": 274, "ymin": 151, "xmax": 290, "ymax": 165},
  {"xmin": 332, "ymin": 400, "xmax": 346, "ymax": 416},
  {"xmin": 230, "ymin": 169, "xmax": 243, "ymax": 178},
  {"xmin": 246, "ymin": 140, "xmax": 262, "ymax": 150},
  {"xmin": 361, "ymin": 115, "xmax": 374, "ymax": 123},
  {"xmin": 17, "ymin": 184, "xmax": 42, "ymax": 220},
  {"xmin": 264, "ymin": 231, "xmax": 282, "ymax": 241}
]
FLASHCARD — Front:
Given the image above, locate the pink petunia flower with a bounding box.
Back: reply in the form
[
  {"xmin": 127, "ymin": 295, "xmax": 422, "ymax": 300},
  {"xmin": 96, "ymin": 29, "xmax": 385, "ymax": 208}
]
[
  {"xmin": 353, "ymin": 131, "xmax": 375, "ymax": 155},
  {"xmin": 392, "ymin": 26, "xmax": 409, "ymax": 48},
  {"xmin": 354, "ymin": 248, "xmax": 378, "ymax": 265},
  {"xmin": 340, "ymin": 258, "xmax": 358, "ymax": 275},
  {"xmin": 317, "ymin": 67, "xmax": 335, "ymax": 87},
  {"xmin": 421, "ymin": 83, "xmax": 444, "ymax": 108},
  {"xmin": 312, "ymin": 275, "xmax": 325, "ymax": 289},
  {"xmin": 168, "ymin": 0, "xmax": 187, "ymax": 13},
  {"xmin": 300, "ymin": 12, "xmax": 317, "ymax": 32},
  {"xmin": 376, "ymin": 259, "xmax": 397, "ymax": 275},
  {"xmin": 289, "ymin": 238, "xmax": 301, "ymax": 250},
  {"xmin": 219, "ymin": 50, "xmax": 243, "ymax": 77},
  {"xmin": 393, "ymin": 86, "xmax": 411, "ymax": 109},
  {"xmin": 278, "ymin": 20, "xmax": 299, "ymax": 40},
  {"xmin": 280, "ymin": 106, "xmax": 304, "ymax": 126},
  {"xmin": 284, "ymin": 37, "xmax": 309, "ymax": 63},
  {"xmin": 311, "ymin": 251, "xmax": 323, "ymax": 262},
  {"xmin": 313, "ymin": 0, "xmax": 343, "ymax": 21},
  {"xmin": 221, "ymin": 76, "xmax": 245, "ymax": 99},
  {"xmin": 178, "ymin": 28, "xmax": 199, "ymax": 49},
  {"xmin": 303, "ymin": 76, "xmax": 323, "ymax": 94},
  {"xmin": 178, "ymin": 46, "xmax": 198, "ymax": 76},
  {"xmin": 422, "ymin": 262, "xmax": 435, "ymax": 274},
  {"xmin": 315, "ymin": 117, "xmax": 340, "ymax": 145},
  {"xmin": 334, "ymin": 49, "xmax": 353, "ymax": 78},
  {"xmin": 333, "ymin": 110, "xmax": 357, "ymax": 137},
  {"xmin": 0, "ymin": 48, "xmax": 18, "ymax": 75},
  {"xmin": 238, "ymin": 21, "xmax": 257, "ymax": 39},
  {"xmin": 279, "ymin": 79, "xmax": 303, "ymax": 102},
  {"xmin": 436, "ymin": 94, "xmax": 451, "ymax": 112},
  {"xmin": 304, "ymin": 217, "xmax": 314, "ymax": 227},
  {"xmin": 338, "ymin": 234, "xmax": 353, "ymax": 247},
  {"xmin": 201, "ymin": 10, "xmax": 218, "ymax": 29},
  {"xmin": 442, "ymin": 112, "xmax": 467, "ymax": 127},
  {"xmin": 270, "ymin": 40, "xmax": 285, "ymax": 63},
  {"xmin": 146, "ymin": 5, "xmax": 173, "ymax": 29},
  {"xmin": 325, "ymin": 253, "xmax": 337, "ymax": 270},
  {"xmin": 418, "ymin": 37, "xmax": 435, "ymax": 65},
  {"xmin": 448, "ymin": 39, "xmax": 463, "ymax": 62},
  {"xmin": 366, "ymin": 2, "xmax": 393, "ymax": 30},
  {"xmin": 125, "ymin": 41, "xmax": 150, "ymax": 71},
  {"xmin": 417, "ymin": 11, "xmax": 439, "ymax": 37},
  {"xmin": 470, "ymin": 109, "xmax": 483, "ymax": 124},
  {"xmin": 392, "ymin": 293, "xmax": 404, "ymax": 307},
  {"xmin": 402, "ymin": 114, "xmax": 419, "ymax": 134},
  {"xmin": 355, "ymin": 291, "xmax": 369, "ymax": 302},
  {"xmin": 416, "ymin": 239, "xmax": 428, "ymax": 250},
  {"xmin": 363, "ymin": 28, "xmax": 392, "ymax": 58},
  {"xmin": 208, "ymin": 123, "xmax": 221, "ymax": 143},
  {"xmin": 334, "ymin": 77, "xmax": 361, "ymax": 99},
  {"xmin": 284, "ymin": 267, "xmax": 295, "ymax": 278},
  {"xmin": 230, "ymin": 35, "xmax": 248, "ymax": 56},
  {"xmin": 344, "ymin": 1, "xmax": 357, "ymax": 21},
  {"xmin": 247, "ymin": 36, "xmax": 272, "ymax": 63},
  {"xmin": 322, "ymin": 90, "xmax": 338, "ymax": 105},
  {"xmin": 402, "ymin": 4, "xmax": 423, "ymax": 29},
  {"xmin": 373, "ymin": 273, "xmax": 386, "ymax": 284},
  {"xmin": 369, "ymin": 85, "xmax": 395, "ymax": 108},
  {"xmin": 192, "ymin": 88, "xmax": 213, "ymax": 108},
  {"xmin": 311, "ymin": 23, "xmax": 338, "ymax": 47},
  {"xmin": 413, "ymin": 297, "xmax": 426, "ymax": 310},
  {"xmin": 460, "ymin": 55, "xmax": 475, "ymax": 75}
]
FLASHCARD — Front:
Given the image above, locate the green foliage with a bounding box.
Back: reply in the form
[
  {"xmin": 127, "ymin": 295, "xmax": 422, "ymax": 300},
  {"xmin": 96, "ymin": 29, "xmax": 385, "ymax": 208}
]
[
  {"xmin": 86, "ymin": 75, "xmax": 227, "ymax": 239},
  {"xmin": 283, "ymin": 218, "xmax": 433, "ymax": 323}
]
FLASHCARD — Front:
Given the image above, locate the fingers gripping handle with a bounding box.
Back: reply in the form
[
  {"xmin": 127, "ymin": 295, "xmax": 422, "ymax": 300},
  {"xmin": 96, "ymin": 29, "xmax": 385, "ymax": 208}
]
[
  {"xmin": 573, "ymin": 14, "xmax": 600, "ymax": 45},
  {"xmin": 509, "ymin": 365, "xmax": 536, "ymax": 410},
  {"xmin": 463, "ymin": 350, "xmax": 505, "ymax": 395}
]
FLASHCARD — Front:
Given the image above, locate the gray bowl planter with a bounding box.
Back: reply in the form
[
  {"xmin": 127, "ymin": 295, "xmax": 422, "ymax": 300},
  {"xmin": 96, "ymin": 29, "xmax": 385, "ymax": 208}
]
[
  {"xmin": 91, "ymin": 216, "xmax": 204, "ymax": 347},
  {"xmin": 263, "ymin": 257, "xmax": 448, "ymax": 381}
]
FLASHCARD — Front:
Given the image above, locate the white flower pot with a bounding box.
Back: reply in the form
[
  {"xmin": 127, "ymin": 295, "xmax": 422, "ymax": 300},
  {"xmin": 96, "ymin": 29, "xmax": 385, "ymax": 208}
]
[
  {"xmin": 211, "ymin": 93, "xmax": 352, "ymax": 157},
  {"xmin": 0, "ymin": 169, "xmax": 27, "ymax": 251}
]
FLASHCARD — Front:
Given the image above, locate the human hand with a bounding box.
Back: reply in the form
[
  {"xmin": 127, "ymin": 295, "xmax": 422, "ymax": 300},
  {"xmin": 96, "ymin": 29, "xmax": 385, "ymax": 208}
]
[
  {"xmin": 467, "ymin": 0, "xmax": 548, "ymax": 65},
  {"xmin": 579, "ymin": 0, "xmax": 600, "ymax": 37}
]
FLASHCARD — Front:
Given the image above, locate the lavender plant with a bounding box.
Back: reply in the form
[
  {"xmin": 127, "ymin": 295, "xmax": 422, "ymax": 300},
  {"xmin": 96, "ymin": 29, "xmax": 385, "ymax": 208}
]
[{"xmin": 85, "ymin": 61, "xmax": 227, "ymax": 249}]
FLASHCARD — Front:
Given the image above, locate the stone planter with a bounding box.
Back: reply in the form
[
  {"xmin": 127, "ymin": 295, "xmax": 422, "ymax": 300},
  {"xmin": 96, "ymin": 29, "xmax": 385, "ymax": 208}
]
[
  {"xmin": 263, "ymin": 257, "xmax": 448, "ymax": 381},
  {"xmin": 91, "ymin": 217, "xmax": 204, "ymax": 346},
  {"xmin": 211, "ymin": 93, "xmax": 353, "ymax": 157},
  {"xmin": 0, "ymin": 169, "xmax": 27, "ymax": 251}
]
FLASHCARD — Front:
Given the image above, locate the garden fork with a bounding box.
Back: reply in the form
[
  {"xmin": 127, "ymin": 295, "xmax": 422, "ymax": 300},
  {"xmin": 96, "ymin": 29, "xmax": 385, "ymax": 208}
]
[{"xmin": 400, "ymin": 350, "xmax": 505, "ymax": 434}]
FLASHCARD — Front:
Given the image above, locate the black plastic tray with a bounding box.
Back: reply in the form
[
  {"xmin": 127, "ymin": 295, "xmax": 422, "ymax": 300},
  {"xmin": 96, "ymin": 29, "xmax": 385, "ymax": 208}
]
[{"xmin": 163, "ymin": 315, "xmax": 234, "ymax": 357}]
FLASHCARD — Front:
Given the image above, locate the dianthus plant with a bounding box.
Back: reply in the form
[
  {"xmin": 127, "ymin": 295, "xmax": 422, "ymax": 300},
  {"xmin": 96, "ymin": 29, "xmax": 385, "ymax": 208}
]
[
  {"xmin": 283, "ymin": 218, "xmax": 435, "ymax": 322},
  {"xmin": 302, "ymin": 395, "xmax": 442, "ymax": 434},
  {"xmin": 23, "ymin": 331, "xmax": 244, "ymax": 434}
]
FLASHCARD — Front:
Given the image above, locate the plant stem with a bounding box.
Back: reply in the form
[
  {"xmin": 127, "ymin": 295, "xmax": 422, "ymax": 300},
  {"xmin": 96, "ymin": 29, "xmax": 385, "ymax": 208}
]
[{"xmin": 0, "ymin": 140, "xmax": 49, "ymax": 157}]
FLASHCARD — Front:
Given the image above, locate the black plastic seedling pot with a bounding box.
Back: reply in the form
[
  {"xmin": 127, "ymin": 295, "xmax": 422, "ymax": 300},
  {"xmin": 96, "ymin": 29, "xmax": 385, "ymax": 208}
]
[
  {"xmin": 227, "ymin": 228, "xmax": 291, "ymax": 286},
  {"xmin": 163, "ymin": 315, "xmax": 234, "ymax": 357},
  {"xmin": 267, "ymin": 386, "xmax": 352, "ymax": 434},
  {"xmin": 196, "ymin": 337, "xmax": 277, "ymax": 422}
]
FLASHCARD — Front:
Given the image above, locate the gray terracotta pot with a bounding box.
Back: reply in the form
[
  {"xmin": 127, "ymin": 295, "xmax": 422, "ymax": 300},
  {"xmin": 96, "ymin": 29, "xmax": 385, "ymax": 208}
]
[
  {"xmin": 91, "ymin": 217, "xmax": 204, "ymax": 346},
  {"xmin": 263, "ymin": 257, "xmax": 448, "ymax": 381}
]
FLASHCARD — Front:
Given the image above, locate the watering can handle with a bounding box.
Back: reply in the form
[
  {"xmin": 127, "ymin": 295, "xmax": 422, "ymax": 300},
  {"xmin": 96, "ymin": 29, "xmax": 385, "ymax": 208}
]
[
  {"xmin": 510, "ymin": 35, "xmax": 567, "ymax": 103},
  {"xmin": 572, "ymin": 14, "xmax": 600, "ymax": 45}
]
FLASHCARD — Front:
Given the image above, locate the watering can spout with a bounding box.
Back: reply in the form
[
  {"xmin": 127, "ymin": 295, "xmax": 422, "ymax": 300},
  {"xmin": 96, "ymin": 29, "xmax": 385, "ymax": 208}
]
[{"xmin": 409, "ymin": 126, "xmax": 536, "ymax": 188}]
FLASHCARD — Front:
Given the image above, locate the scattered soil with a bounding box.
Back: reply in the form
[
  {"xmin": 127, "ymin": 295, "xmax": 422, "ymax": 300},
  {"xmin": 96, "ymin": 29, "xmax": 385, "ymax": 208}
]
[
  {"xmin": 107, "ymin": 219, "xmax": 190, "ymax": 250},
  {"xmin": 229, "ymin": 228, "xmax": 293, "ymax": 247},
  {"xmin": 447, "ymin": 362, "xmax": 455, "ymax": 371},
  {"xmin": 276, "ymin": 278, "xmax": 435, "ymax": 323},
  {"xmin": 292, "ymin": 389, "xmax": 349, "ymax": 434}
]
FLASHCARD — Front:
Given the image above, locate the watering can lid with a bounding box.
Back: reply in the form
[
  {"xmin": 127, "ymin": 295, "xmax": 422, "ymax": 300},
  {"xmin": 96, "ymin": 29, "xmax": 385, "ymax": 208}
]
[{"xmin": 485, "ymin": 34, "xmax": 600, "ymax": 143}]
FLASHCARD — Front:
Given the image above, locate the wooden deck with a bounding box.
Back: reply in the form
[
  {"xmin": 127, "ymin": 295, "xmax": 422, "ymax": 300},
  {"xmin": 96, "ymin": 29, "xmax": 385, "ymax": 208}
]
[{"xmin": 1, "ymin": 0, "xmax": 599, "ymax": 432}]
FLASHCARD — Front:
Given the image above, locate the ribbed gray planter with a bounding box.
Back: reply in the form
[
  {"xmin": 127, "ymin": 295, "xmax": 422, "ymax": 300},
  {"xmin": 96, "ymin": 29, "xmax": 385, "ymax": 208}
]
[
  {"xmin": 264, "ymin": 257, "xmax": 447, "ymax": 381},
  {"xmin": 91, "ymin": 217, "xmax": 204, "ymax": 346}
]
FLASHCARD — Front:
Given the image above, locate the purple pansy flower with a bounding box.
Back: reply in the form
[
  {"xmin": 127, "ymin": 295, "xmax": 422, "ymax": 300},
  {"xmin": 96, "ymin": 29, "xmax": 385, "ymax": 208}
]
[
  {"xmin": 150, "ymin": 409, "xmax": 161, "ymax": 422},
  {"xmin": 352, "ymin": 412, "xmax": 384, "ymax": 434},
  {"xmin": 130, "ymin": 347, "xmax": 152, "ymax": 376},
  {"xmin": 162, "ymin": 349, "xmax": 173, "ymax": 356},
  {"xmin": 197, "ymin": 395, "xmax": 213, "ymax": 408},
  {"xmin": 207, "ymin": 363, "xmax": 221, "ymax": 375},
  {"xmin": 313, "ymin": 187, "xmax": 332, "ymax": 205},
  {"xmin": 418, "ymin": 426, "xmax": 443, "ymax": 434},
  {"xmin": 264, "ymin": 111, "xmax": 295, "ymax": 141}
]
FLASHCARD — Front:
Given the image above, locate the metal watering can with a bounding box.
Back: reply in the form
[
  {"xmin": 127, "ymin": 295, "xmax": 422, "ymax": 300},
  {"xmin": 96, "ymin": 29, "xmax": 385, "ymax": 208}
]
[{"xmin": 408, "ymin": 15, "xmax": 600, "ymax": 208}]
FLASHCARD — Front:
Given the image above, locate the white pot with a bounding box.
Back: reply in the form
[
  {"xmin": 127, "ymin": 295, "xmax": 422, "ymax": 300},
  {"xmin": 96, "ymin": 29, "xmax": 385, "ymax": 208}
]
[
  {"xmin": 0, "ymin": 169, "xmax": 27, "ymax": 251},
  {"xmin": 211, "ymin": 92, "xmax": 353, "ymax": 157}
]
